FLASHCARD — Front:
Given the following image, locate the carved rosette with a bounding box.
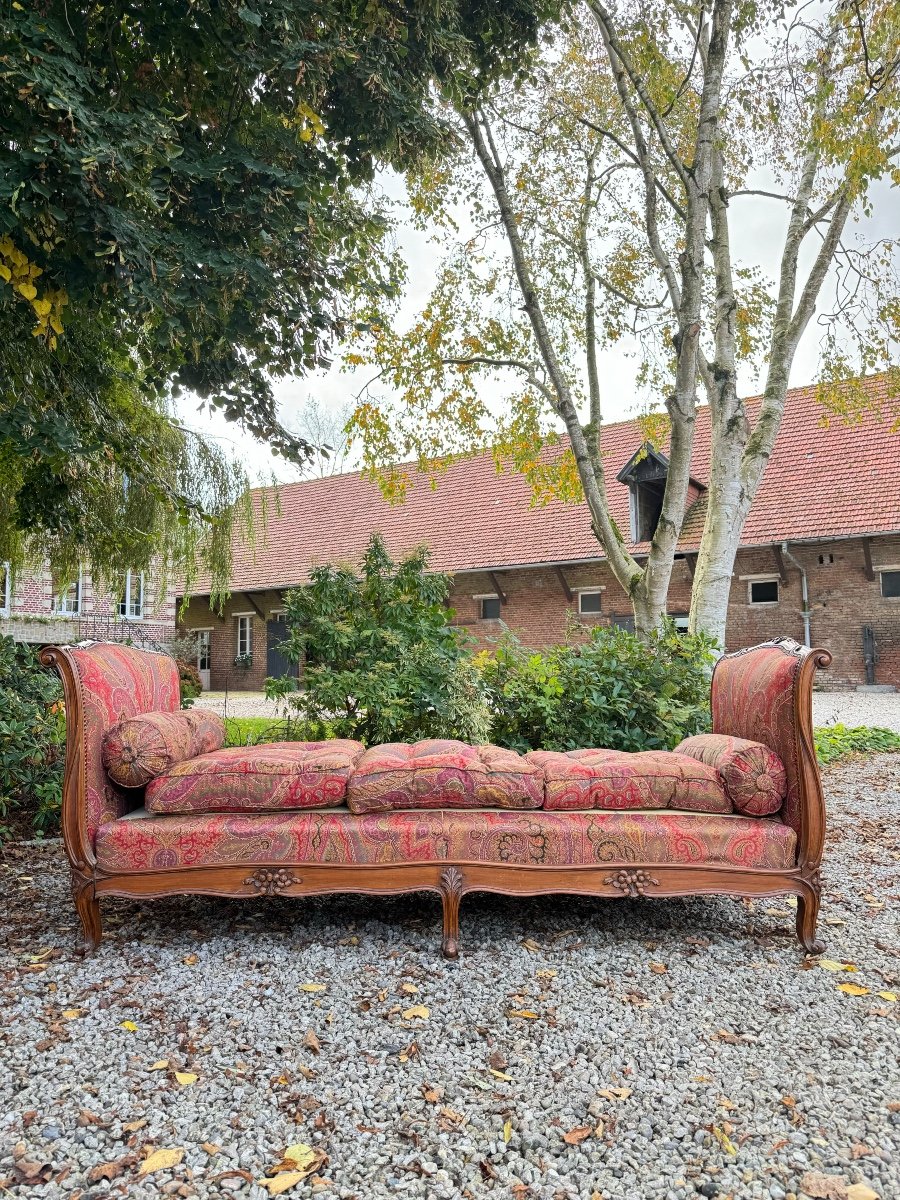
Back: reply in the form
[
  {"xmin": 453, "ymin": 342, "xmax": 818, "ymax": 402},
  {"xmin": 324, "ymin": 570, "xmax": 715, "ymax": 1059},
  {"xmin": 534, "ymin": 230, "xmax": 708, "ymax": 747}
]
[
  {"xmin": 604, "ymin": 869, "xmax": 659, "ymax": 898},
  {"xmin": 244, "ymin": 868, "xmax": 299, "ymax": 896}
]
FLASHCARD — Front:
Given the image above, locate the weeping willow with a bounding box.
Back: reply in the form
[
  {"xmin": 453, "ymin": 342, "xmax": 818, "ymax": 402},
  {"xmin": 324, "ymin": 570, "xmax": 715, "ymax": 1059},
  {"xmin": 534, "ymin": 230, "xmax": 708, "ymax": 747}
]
[{"xmin": 0, "ymin": 300, "xmax": 254, "ymax": 609}]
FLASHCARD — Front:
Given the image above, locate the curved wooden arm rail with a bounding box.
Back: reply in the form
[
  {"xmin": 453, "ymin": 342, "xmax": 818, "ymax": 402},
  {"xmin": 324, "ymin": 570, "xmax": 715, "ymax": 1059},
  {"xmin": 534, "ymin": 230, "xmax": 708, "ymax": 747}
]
[{"xmin": 41, "ymin": 638, "xmax": 831, "ymax": 958}]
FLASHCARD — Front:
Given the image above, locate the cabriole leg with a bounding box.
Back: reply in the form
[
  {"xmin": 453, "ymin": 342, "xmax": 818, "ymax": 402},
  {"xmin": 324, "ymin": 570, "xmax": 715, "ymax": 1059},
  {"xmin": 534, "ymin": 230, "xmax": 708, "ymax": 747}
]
[
  {"xmin": 72, "ymin": 873, "xmax": 102, "ymax": 955},
  {"xmin": 439, "ymin": 867, "xmax": 463, "ymax": 960},
  {"xmin": 796, "ymin": 876, "xmax": 823, "ymax": 956}
]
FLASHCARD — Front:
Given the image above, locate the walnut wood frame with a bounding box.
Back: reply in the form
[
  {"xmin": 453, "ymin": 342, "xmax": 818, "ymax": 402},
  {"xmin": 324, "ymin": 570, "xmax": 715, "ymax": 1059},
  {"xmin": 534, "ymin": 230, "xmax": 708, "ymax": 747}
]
[{"xmin": 41, "ymin": 641, "xmax": 831, "ymax": 959}]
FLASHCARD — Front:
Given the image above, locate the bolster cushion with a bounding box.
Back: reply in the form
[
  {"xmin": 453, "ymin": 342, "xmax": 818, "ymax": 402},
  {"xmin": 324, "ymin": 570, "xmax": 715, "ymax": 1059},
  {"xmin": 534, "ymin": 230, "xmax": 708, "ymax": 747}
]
[
  {"xmin": 525, "ymin": 748, "xmax": 732, "ymax": 813},
  {"xmin": 102, "ymin": 709, "xmax": 225, "ymax": 788},
  {"xmin": 674, "ymin": 734, "xmax": 786, "ymax": 816},
  {"xmin": 347, "ymin": 739, "xmax": 543, "ymax": 814},
  {"xmin": 144, "ymin": 740, "xmax": 366, "ymax": 814}
]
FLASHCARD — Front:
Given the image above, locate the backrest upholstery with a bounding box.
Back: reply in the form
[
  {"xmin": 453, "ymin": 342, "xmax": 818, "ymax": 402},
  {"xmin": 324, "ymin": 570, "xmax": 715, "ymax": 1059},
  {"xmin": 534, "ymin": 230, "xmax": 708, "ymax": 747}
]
[
  {"xmin": 68, "ymin": 643, "xmax": 180, "ymax": 846},
  {"xmin": 710, "ymin": 638, "xmax": 812, "ymax": 835}
]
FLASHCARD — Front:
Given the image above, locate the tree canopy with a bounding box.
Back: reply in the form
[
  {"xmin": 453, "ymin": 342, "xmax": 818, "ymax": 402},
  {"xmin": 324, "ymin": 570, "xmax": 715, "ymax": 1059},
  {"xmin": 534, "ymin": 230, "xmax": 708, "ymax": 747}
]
[{"xmin": 1, "ymin": 0, "xmax": 559, "ymax": 585}]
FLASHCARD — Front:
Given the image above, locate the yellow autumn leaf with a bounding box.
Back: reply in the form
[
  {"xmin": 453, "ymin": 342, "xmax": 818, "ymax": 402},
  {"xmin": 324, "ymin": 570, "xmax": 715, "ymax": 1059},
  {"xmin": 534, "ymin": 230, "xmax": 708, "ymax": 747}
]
[
  {"xmin": 507, "ymin": 1009, "xmax": 539, "ymax": 1020},
  {"xmin": 32, "ymin": 298, "xmax": 52, "ymax": 317},
  {"xmin": 877, "ymin": 991, "xmax": 897, "ymax": 1002},
  {"xmin": 17, "ymin": 282, "xmax": 38, "ymax": 300},
  {"xmin": 0, "ymin": 264, "xmax": 11, "ymax": 282},
  {"xmin": 402, "ymin": 1005, "xmax": 430, "ymax": 1020},
  {"xmin": 503, "ymin": 1119, "xmax": 512, "ymax": 1144},
  {"xmin": 259, "ymin": 1172, "xmax": 307, "ymax": 1196},
  {"xmin": 837, "ymin": 983, "xmax": 870, "ymax": 996},
  {"xmin": 149, "ymin": 1060, "xmax": 169, "ymax": 1071},
  {"xmin": 62, "ymin": 1009, "xmax": 83, "ymax": 1019},
  {"xmin": 400, "ymin": 982, "xmax": 418, "ymax": 995},
  {"xmin": 713, "ymin": 1125, "xmax": 737, "ymax": 1155},
  {"xmin": 120, "ymin": 1020, "xmax": 138, "ymax": 1032},
  {"xmin": 818, "ymin": 959, "xmax": 857, "ymax": 972},
  {"xmin": 284, "ymin": 1144, "xmax": 319, "ymax": 1170},
  {"xmin": 299, "ymin": 983, "xmax": 326, "ymax": 993},
  {"xmin": 139, "ymin": 1147, "xmax": 184, "ymax": 1174},
  {"xmin": 490, "ymin": 1069, "xmax": 513, "ymax": 1082},
  {"xmin": 174, "ymin": 1072, "xmax": 197, "ymax": 1086}
]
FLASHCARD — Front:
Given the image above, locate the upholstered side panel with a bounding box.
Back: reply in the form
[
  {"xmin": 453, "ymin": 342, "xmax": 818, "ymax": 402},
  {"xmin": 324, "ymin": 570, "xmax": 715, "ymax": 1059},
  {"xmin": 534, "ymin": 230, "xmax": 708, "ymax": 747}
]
[
  {"xmin": 95, "ymin": 807, "xmax": 797, "ymax": 873},
  {"xmin": 710, "ymin": 642, "xmax": 805, "ymax": 834},
  {"xmin": 70, "ymin": 643, "xmax": 181, "ymax": 846}
]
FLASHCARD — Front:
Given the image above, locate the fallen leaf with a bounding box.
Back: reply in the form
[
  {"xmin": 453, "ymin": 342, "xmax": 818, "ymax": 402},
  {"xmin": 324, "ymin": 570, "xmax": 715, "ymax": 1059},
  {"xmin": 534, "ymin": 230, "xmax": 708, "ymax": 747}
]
[
  {"xmin": 479, "ymin": 1159, "xmax": 499, "ymax": 1180},
  {"xmin": 61, "ymin": 1008, "xmax": 84, "ymax": 1020},
  {"xmin": 399, "ymin": 982, "xmax": 418, "ymax": 995},
  {"xmin": 402, "ymin": 1005, "xmax": 430, "ymax": 1020},
  {"xmin": 648, "ymin": 962, "xmax": 668, "ymax": 974},
  {"xmin": 87, "ymin": 1154, "xmax": 135, "ymax": 1183},
  {"xmin": 201, "ymin": 1142, "xmax": 221, "ymax": 1155},
  {"xmin": 507, "ymin": 1009, "xmax": 539, "ymax": 1020},
  {"xmin": 303, "ymin": 1028, "xmax": 321, "ymax": 1054},
  {"xmin": 120, "ymin": 1020, "xmax": 138, "ymax": 1033},
  {"xmin": 183, "ymin": 954, "xmax": 198, "ymax": 966},
  {"xmin": 877, "ymin": 991, "xmax": 897, "ymax": 1002},
  {"xmin": 149, "ymin": 1060, "xmax": 169, "ymax": 1071},
  {"xmin": 521, "ymin": 938, "xmax": 541, "ymax": 952},
  {"xmin": 712, "ymin": 1125, "xmax": 737, "ymax": 1155},
  {"xmin": 563, "ymin": 1126, "xmax": 593, "ymax": 1146},
  {"xmin": 421, "ymin": 1083, "xmax": 443, "ymax": 1104},
  {"xmin": 837, "ymin": 983, "xmax": 871, "ymax": 996},
  {"xmin": 139, "ymin": 1147, "xmax": 184, "ymax": 1175},
  {"xmin": 174, "ymin": 1072, "xmax": 197, "ymax": 1087},
  {"xmin": 536, "ymin": 968, "xmax": 557, "ymax": 981},
  {"xmin": 846, "ymin": 1185, "xmax": 880, "ymax": 1200},
  {"xmin": 489, "ymin": 1069, "xmax": 513, "ymax": 1082},
  {"xmin": 260, "ymin": 1171, "xmax": 308, "ymax": 1195},
  {"xmin": 598, "ymin": 1087, "xmax": 632, "ymax": 1101},
  {"xmin": 503, "ymin": 1119, "xmax": 512, "ymax": 1144},
  {"xmin": 284, "ymin": 1145, "xmax": 321, "ymax": 1171},
  {"xmin": 299, "ymin": 983, "xmax": 326, "ymax": 993},
  {"xmin": 122, "ymin": 1119, "xmax": 146, "ymax": 1132},
  {"xmin": 818, "ymin": 959, "xmax": 857, "ymax": 973},
  {"xmin": 800, "ymin": 1171, "xmax": 849, "ymax": 1199},
  {"xmin": 488, "ymin": 1050, "xmax": 508, "ymax": 1070}
]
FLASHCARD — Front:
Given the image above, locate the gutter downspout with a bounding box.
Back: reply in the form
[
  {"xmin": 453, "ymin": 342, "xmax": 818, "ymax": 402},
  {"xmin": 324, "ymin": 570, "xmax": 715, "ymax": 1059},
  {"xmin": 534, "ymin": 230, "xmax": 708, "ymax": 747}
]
[{"xmin": 781, "ymin": 541, "xmax": 811, "ymax": 648}]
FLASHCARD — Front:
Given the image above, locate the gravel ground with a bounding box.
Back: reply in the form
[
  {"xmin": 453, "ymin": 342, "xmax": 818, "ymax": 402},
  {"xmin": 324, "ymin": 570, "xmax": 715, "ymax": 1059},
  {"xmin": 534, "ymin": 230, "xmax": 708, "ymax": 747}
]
[
  {"xmin": 2, "ymin": 756, "xmax": 898, "ymax": 1200},
  {"xmin": 196, "ymin": 692, "xmax": 900, "ymax": 732}
]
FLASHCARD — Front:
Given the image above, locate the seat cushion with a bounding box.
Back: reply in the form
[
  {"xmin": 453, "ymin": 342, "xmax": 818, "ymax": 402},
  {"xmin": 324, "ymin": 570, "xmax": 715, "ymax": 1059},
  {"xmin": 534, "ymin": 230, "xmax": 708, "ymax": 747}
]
[
  {"xmin": 346, "ymin": 739, "xmax": 543, "ymax": 814},
  {"xmin": 102, "ymin": 709, "xmax": 225, "ymax": 789},
  {"xmin": 95, "ymin": 807, "xmax": 797, "ymax": 872},
  {"xmin": 144, "ymin": 740, "xmax": 365, "ymax": 814},
  {"xmin": 674, "ymin": 734, "xmax": 786, "ymax": 816},
  {"xmin": 526, "ymin": 748, "xmax": 732, "ymax": 813}
]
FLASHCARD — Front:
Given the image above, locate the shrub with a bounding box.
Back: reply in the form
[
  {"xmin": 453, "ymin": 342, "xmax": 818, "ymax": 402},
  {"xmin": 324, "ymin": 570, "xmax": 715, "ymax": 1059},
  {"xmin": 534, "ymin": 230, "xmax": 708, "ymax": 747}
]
[
  {"xmin": 224, "ymin": 716, "xmax": 335, "ymax": 747},
  {"xmin": 814, "ymin": 723, "xmax": 900, "ymax": 766},
  {"xmin": 267, "ymin": 534, "xmax": 492, "ymax": 745},
  {"xmin": 176, "ymin": 659, "xmax": 202, "ymax": 708},
  {"xmin": 476, "ymin": 622, "xmax": 717, "ymax": 753},
  {"xmin": 0, "ymin": 635, "xmax": 64, "ymax": 837}
]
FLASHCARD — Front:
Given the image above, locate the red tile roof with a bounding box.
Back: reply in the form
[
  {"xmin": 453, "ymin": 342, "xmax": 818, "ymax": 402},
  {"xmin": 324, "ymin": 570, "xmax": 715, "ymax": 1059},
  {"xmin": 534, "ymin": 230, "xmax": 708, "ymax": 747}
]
[{"xmin": 191, "ymin": 375, "xmax": 900, "ymax": 594}]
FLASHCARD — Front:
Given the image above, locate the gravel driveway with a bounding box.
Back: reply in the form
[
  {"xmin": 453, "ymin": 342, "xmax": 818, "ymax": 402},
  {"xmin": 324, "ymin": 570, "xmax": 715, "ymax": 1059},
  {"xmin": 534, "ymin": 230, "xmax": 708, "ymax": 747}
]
[{"xmin": 2, "ymin": 756, "xmax": 898, "ymax": 1200}]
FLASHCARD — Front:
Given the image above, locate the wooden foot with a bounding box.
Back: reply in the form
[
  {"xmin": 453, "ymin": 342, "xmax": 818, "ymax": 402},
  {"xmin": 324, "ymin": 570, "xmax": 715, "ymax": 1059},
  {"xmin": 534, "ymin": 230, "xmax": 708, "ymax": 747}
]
[
  {"xmin": 72, "ymin": 873, "xmax": 102, "ymax": 955},
  {"xmin": 796, "ymin": 877, "xmax": 823, "ymax": 956},
  {"xmin": 439, "ymin": 867, "xmax": 463, "ymax": 960}
]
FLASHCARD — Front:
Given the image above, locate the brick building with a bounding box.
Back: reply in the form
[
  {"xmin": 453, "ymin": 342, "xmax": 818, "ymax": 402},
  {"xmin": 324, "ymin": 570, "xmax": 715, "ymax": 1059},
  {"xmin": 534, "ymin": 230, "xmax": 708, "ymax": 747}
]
[
  {"xmin": 0, "ymin": 563, "xmax": 177, "ymax": 652},
  {"xmin": 178, "ymin": 375, "xmax": 900, "ymax": 693}
]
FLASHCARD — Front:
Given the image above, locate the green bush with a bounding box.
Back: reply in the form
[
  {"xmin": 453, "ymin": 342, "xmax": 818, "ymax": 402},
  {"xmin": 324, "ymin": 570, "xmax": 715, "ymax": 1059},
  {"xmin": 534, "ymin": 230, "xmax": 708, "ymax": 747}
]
[
  {"xmin": 224, "ymin": 715, "xmax": 335, "ymax": 747},
  {"xmin": 267, "ymin": 534, "xmax": 492, "ymax": 746},
  {"xmin": 814, "ymin": 723, "xmax": 900, "ymax": 766},
  {"xmin": 177, "ymin": 659, "xmax": 202, "ymax": 708},
  {"xmin": 476, "ymin": 622, "xmax": 718, "ymax": 753},
  {"xmin": 0, "ymin": 635, "xmax": 64, "ymax": 837}
]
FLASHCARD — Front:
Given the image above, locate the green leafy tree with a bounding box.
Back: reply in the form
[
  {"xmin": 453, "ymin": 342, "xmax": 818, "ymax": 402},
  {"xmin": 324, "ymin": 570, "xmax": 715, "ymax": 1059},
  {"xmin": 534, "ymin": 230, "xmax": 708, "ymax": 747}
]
[
  {"xmin": 0, "ymin": 636, "xmax": 64, "ymax": 838},
  {"xmin": 268, "ymin": 534, "xmax": 492, "ymax": 744},
  {"xmin": 1, "ymin": 0, "xmax": 559, "ymax": 583},
  {"xmin": 348, "ymin": 0, "xmax": 900, "ymax": 643}
]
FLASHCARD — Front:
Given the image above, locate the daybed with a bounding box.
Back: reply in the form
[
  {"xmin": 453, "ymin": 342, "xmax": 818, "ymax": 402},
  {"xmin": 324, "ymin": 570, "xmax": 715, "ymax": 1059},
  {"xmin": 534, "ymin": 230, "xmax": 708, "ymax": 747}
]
[{"xmin": 42, "ymin": 637, "xmax": 831, "ymax": 958}]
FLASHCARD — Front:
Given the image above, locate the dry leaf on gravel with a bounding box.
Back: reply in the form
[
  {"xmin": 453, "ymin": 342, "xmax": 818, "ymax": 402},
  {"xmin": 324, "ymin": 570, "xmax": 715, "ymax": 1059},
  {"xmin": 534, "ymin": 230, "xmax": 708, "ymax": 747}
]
[
  {"xmin": 201, "ymin": 1142, "xmax": 220, "ymax": 1155},
  {"xmin": 800, "ymin": 1172, "xmax": 852, "ymax": 1198},
  {"xmin": 712, "ymin": 1125, "xmax": 737, "ymax": 1155},
  {"xmin": 260, "ymin": 1172, "xmax": 310, "ymax": 1196},
  {"xmin": 489, "ymin": 1069, "xmax": 513, "ymax": 1081},
  {"xmin": 818, "ymin": 960, "xmax": 857, "ymax": 972},
  {"xmin": 149, "ymin": 1059, "xmax": 168, "ymax": 1071},
  {"xmin": 402, "ymin": 1005, "xmax": 430, "ymax": 1020},
  {"xmin": 507, "ymin": 1009, "xmax": 539, "ymax": 1020},
  {"xmin": 420, "ymin": 1083, "xmax": 443, "ymax": 1103},
  {"xmin": 399, "ymin": 982, "xmax": 418, "ymax": 995},
  {"xmin": 648, "ymin": 963, "xmax": 668, "ymax": 974},
  {"xmin": 598, "ymin": 1087, "xmax": 632, "ymax": 1102},
  {"xmin": 837, "ymin": 983, "xmax": 871, "ymax": 996},
  {"xmin": 183, "ymin": 954, "xmax": 198, "ymax": 966},
  {"xmin": 846, "ymin": 1185, "xmax": 880, "ymax": 1200},
  {"xmin": 521, "ymin": 938, "xmax": 541, "ymax": 952},
  {"xmin": 61, "ymin": 1008, "xmax": 84, "ymax": 1019},
  {"xmin": 139, "ymin": 1148, "xmax": 184, "ymax": 1175},
  {"xmin": 563, "ymin": 1126, "xmax": 593, "ymax": 1146},
  {"xmin": 303, "ymin": 1028, "xmax": 321, "ymax": 1054},
  {"xmin": 299, "ymin": 983, "xmax": 326, "ymax": 993},
  {"xmin": 87, "ymin": 1154, "xmax": 136, "ymax": 1183},
  {"xmin": 174, "ymin": 1072, "xmax": 197, "ymax": 1086},
  {"xmin": 120, "ymin": 1020, "xmax": 138, "ymax": 1032}
]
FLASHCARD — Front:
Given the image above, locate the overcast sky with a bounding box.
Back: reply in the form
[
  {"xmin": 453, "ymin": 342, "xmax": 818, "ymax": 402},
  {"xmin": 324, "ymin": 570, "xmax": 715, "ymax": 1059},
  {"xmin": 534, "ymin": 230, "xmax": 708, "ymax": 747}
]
[{"xmin": 175, "ymin": 163, "xmax": 895, "ymax": 488}]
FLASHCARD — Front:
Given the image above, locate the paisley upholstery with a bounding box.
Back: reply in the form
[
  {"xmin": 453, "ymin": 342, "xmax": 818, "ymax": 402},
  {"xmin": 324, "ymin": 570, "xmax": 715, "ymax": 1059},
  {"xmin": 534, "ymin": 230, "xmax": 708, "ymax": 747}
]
[
  {"xmin": 145, "ymin": 741, "xmax": 365, "ymax": 814},
  {"xmin": 674, "ymin": 734, "xmax": 786, "ymax": 816},
  {"xmin": 347, "ymin": 739, "xmax": 543, "ymax": 814},
  {"xmin": 94, "ymin": 806, "xmax": 797, "ymax": 872},
  {"xmin": 711, "ymin": 640, "xmax": 808, "ymax": 833},
  {"xmin": 526, "ymin": 748, "xmax": 732, "ymax": 813},
  {"xmin": 102, "ymin": 710, "xmax": 225, "ymax": 788},
  {"xmin": 66, "ymin": 643, "xmax": 181, "ymax": 847}
]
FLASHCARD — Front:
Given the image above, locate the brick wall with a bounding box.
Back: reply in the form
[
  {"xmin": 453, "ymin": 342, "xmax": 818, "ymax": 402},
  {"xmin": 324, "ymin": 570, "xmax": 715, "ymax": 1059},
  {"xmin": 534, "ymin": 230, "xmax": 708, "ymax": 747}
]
[
  {"xmin": 178, "ymin": 534, "xmax": 900, "ymax": 692},
  {"xmin": 0, "ymin": 564, "xmax": 177, "ymax": 649}
]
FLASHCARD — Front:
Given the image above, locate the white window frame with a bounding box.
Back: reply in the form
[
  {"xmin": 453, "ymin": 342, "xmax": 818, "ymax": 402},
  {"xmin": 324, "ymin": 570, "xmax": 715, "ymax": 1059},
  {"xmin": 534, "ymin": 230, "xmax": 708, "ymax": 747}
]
[
  {"xmin": 118, "ymin": 569, "xmax": 145, "ymax": 620},
  {"xmin": 576, "ymin": 587, "xmax": 605, "ymax": 615},
  {"xmin": 0, "ymin": 562, "xmax": 9, "ymax": 616},
  {"xmin": 194, "ymin": 627, "xmax": 213, "ymax": 672},
  {"xmin": 879, "ymin": 566, "xmax": 900, "ymax": 599},
  {"xmin": 235, "ymin": 613, "xmax": 253, "ymax": 657},
  {"xmin": 53, "ymin": 571, "xmax": 82, "ymax": 615},
  {"xmin": 474, "ymin": 593, "xmax": 502, "ymax": 620},
  {"xmin": 741, "ymin": 574, "xmax": 781, "ymax": 606}
]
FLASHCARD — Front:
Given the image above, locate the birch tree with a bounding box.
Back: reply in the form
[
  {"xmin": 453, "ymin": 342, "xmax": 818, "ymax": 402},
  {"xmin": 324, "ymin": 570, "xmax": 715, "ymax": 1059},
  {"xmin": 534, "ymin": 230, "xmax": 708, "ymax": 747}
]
[{"xmin": 348, "ymin": 0, "xmax": 900, "ymax": 642}]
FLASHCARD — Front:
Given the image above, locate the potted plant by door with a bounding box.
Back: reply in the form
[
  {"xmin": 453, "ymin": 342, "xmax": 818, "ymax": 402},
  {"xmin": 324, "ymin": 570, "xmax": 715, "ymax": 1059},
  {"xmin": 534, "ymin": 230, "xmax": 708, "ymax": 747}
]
[{"xmin": 233, "ymin": 652, "xmax": 253, "ymax": 671}]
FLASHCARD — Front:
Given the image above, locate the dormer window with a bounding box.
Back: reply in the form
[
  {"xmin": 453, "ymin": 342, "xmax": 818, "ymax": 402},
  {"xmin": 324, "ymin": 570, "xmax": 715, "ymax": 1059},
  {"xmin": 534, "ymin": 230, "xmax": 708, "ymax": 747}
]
[{"xmin": 617, "ymin": 444, "xmax": 670, "ymax": 543}]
